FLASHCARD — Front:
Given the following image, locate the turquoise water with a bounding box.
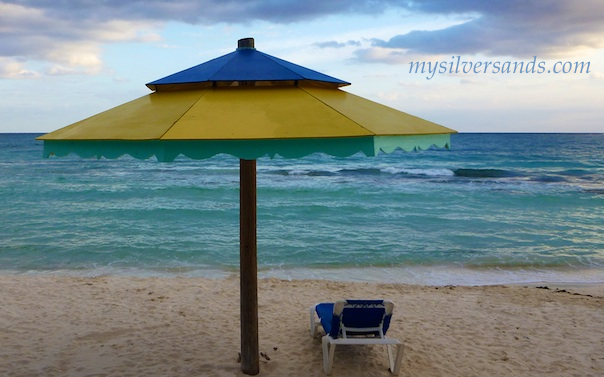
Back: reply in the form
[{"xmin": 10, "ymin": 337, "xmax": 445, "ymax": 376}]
[{"xmin": 1, "ymin": 133, "xmax": 603, "ymax": 285}]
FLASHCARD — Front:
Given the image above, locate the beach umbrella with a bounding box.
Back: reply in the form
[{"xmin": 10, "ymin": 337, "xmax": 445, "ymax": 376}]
[{"xmin": 38, "ymin": 38, "xmax": 456, "ymax": 375}]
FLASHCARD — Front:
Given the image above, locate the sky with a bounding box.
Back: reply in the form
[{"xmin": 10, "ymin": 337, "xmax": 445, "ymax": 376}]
[{"xmin": 1, "ymin": 0, "xmax": 603, "ymax": 133}]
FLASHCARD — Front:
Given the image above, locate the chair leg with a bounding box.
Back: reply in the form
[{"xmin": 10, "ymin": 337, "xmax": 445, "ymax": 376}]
[
  {"xmin": 322, "ymin": 336, "xmax": 336, "ymax": 375},
  {"xmin": 387, "ymin": 343, "xmax": 404, "ymax": 375},
  {"xmin": 310, "ymin": 307, "xmax": 316, "ymax": 337}
]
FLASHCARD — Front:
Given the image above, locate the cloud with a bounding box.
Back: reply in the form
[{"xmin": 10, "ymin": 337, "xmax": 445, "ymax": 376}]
[
  {"xmin": 0, "ymin": 2, "xmax": 163, "ymax": 77},
  {"xmin": 372, "ymin": 0, "xmax": 604, "ymax": 59},
  {"xmin": 0, "ymin": 0, "xmax": 399, "ymax": 77},
  {"xmin": 591, "ymin": 72, "xmax": 604, "ymax": 80},
  {"xmin": 2, "ymin": 0, "xmax": 401, "ymax": 25},
  {"xmin": 2, "ymin": 0, "xmax": 603, "ymax": 77},
  {"xmin": 0, "ymin": 57, "xmax": 39, "ymax": 78},
  {"xmin": 313, "ymin": 40, "xmax": 361, "ymax": 49},
  {"xmin": 353, "ymin": 47, "xmax": 408, "ymax": 64}
]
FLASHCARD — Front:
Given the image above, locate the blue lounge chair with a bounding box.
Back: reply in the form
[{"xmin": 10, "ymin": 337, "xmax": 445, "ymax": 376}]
[{"xmin": 309, "ymin": 299, "xmax": 404, "ymax": 375}]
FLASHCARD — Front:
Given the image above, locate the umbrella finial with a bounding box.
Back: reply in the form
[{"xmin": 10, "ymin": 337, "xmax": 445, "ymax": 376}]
[{"xmin": 238, "ymin": 38, "xmax": 255, "ymax": 49}]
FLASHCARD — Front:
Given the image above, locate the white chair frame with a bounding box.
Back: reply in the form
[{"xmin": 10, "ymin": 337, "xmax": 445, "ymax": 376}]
[{"xmin": 310, "ymin": 300, "xmax": 404, "ymax": 375}]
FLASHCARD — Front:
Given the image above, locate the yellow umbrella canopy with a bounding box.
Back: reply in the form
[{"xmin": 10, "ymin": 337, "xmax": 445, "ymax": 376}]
[
  {"xmin": 40, "ymin": 84, "xmax": 451, "ymax": 160},
  {"xmin": 38, "ymin": 38, "xmax": 456, "ymax": 375},
  {"xmin": 39, "ymin": 38, "xmax": 453, "ymax": 160}
]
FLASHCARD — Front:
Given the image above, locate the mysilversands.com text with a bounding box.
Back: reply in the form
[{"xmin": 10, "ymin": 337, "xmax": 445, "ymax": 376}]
[{"xmin": 410, "ymin": 56, "xmax": 591, "ymax": 80}]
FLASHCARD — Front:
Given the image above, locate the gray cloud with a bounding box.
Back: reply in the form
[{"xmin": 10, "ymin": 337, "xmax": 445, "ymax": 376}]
[
  {"xmin": 2, "ymin": 0, "xmax": 603, "ymax": 77},
  {"xmin": 0, "ymin": 0, "xmax": 400, "ymax": 76},
  {"xmin": 0, "ymin": 1, "xmax": 163, "ymax": 76},
  {"xmin": 313, "ymin": 40, "xmax": 361, "ymax": 49},
  {"xmin": 3, "ymin": 0, "xmax": 402, "ymax": 25},
  {"xmin": 371, "ymin": 0, "xmax": 604, "ymax": 59}
]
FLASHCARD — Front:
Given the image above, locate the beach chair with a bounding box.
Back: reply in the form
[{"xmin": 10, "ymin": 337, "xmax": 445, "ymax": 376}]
[{"xmin": 309, "ymin": 299, "xmax": 404, "ymax": 375}]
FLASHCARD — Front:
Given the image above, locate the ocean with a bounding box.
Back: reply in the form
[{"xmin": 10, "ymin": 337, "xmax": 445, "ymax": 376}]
[{"xmin": 1, "ymin": 133, "xmax": 603, "ymax": 285}]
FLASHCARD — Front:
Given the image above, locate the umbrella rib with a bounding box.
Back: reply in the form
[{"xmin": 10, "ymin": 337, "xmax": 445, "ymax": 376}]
[
  {"xmin": 261, "ymin": 52, "xmax": 349, "ymax": 86},
  {"xmin": 156, "ymin": 90, "xmax": 211, "ymax": 140},
  {"xmin": 260, "ymin": 53, "xmax": 315, "ymax": 82},
  {"xmin": 297, "ymin": 86, "xmax": 376, "ymax": 136},
  {"xmin": 209, "ymin": 52, "xmax": 252, "ymax": 82}
]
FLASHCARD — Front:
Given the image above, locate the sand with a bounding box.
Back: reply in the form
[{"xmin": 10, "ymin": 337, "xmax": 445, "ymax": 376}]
[{"xmin": 0, "ymin": 275, "xmax": 602, "ymax": 377}]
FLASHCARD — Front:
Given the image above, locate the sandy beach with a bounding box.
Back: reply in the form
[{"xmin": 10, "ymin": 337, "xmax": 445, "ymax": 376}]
[{"xmin": 0, "ymin": 275, "xmax": 602, "ymax": 377}]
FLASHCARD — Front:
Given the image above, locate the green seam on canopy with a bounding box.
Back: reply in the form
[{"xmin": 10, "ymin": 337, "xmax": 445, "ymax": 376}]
[{"xmin": 42, "ymin": 134, "xmax": 451, "ymax": 162}]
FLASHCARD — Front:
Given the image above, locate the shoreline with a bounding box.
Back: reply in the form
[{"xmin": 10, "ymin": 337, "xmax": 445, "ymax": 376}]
[
  {"xmin": 2, "ymin": 264, "xmax": 603, "ymax": 287},
  {"xmin": 1, "ymin": 275, "xmax": 602, "ymax": 376}
]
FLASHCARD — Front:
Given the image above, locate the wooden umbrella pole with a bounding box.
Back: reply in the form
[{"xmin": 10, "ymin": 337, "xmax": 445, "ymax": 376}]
[{"xmin": 239, "ymin": 159, "xmax": 259, "ymax": 375}]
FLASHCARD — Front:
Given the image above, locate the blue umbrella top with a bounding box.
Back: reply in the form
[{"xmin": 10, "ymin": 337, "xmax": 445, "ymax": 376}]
[{"xmin": 146, "ymin": 38, "xmax": 350, "ymax": 91}]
